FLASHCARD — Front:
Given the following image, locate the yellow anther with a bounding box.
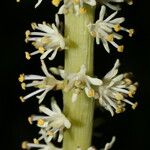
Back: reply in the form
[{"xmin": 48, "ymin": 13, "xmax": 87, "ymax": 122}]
[
  {"xmin": 25, "ymin": 30, "xmax": 30, "ymax": 38},
  {"xmin": 28, "ymin": 116, "xmax": 33, "ymax": 124},
  {"xmin": 21, "ymin": 83, "xmax": 26, "ymax": 90},
  {"xmin": 79, "ymin": 7, "xmax": 87, "ymax": 14},
  {"xmin": 87, "ymin": 88, "xmax": 95, "ymax": 97},
  {"xmin": 124, "ymin": 78, "xmax": 132, "ymax": 85},
  {"xmin": 18, "ymin": 74, "xmax": 25, "ymax": 82},
  {"xmin": 33, "ymin": 138, "xmax": 39, "ymax": 144},
  {"xmin": 128, "ymin": 29, "xmax": 134, "ymax": 37},
  {"xmin": 128, "ymin": 91, "xmax": 135, "ymax": 98},
  {"xmin": 31, "ymin": 22, "xmax": 37, "ymax": 30},
  {"xmin": 51, "ymin": 0, "xmax": 61, "ymax": 7},
  {"xmin": 117, "ymin": 45, "xmax": 124, "ymax": 52},
  {"xmin": 19, "ymin": 96, "xmax": 25, "ymax": 102},
  {"xmin": 129, "ymin": 84, "xmax": 137, "ymax": 92},
  {"xmin": 106, "ymin": 34, "xmax": 114, "ymax": 42},
  {"xmin": 127, "ymin": 0, "xmax": 133, "ymax": 5},
  {"xmin": 114, "ymin": 24, "xmax": 121, "ymax": 32},
  {"xmin": 115, "ymin": 93, "xmax": 124, "ymax": 101},
  {"xmin": 38, "ymin": 47, "xmax": 45, "ymax": 53},
  {"xmin": 16, "ymin": 0, "xmax": 20, "ymax": 2},
  {"xmin": 115, "ymin": 107, "xmax": 124, "ymax": 114},
  {"xmin": 21, "ymin": 141, "xmax": 28, "ymax": 149},
  {"xmin": 47, "ymin": 131, "xmax": 54, "ymax": 136},
  {"xmin": 37, "ymin": 119, "xmax": 45, "ymax": 126},
  {"xmin": 25, "ymin": 51, "xmax": 31, "ymax": 60},
  {"xmin": 132, "ymin": 102, "xmax": 138, "ymax": 109}
]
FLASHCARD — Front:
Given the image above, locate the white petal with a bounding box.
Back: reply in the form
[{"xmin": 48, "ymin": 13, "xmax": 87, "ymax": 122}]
[
  {"xmin": 40, "ymin": 49, "xmax": 53, "ymax": 60},
  {"xmin": 99, "ymin": 5, "xmax": 106, "ymax": 21},
  {"xmin": 104, "ymin": 136, "xmax": 116, "ymax": 150},
  {"xmin": 48, "ymin": 49, "xmax": 58, "ymax": 60},
  {"xmin": 51, "ymin": 98, "xmax": 62, "ymax": 114},
  {"xmin": 39, "ymin": 105, "xmax": 54, "ymax": 116},
  {"xmin": 86, "ymin": 76, "xmax": 103, "ymax": 85},
  {"xmin": 104, "ymin": 11, "xmax": 118, "ymax": 22},
  {"xmin": 35, "ymin": 0, "xmax": 43, "ymax": 8}
]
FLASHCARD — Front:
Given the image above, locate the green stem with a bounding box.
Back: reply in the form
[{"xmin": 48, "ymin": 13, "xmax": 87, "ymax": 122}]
[{"xmin": 63, "ymin": 5, "xmax": 95, "ymax": 150}]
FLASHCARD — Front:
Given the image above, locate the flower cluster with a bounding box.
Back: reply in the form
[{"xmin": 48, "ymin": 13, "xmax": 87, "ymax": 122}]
[
  {"xmin": 25, "ymin": 21, "xmax": 65, "ymax": 60},
  {"xmin": 87, "ymin": 5, "xmax": 134, "ymax": 53},
  {"xmin": 19, "ymin": 60, "xmax": 64, "ymax": 104},
  {"xmin": 95, "ymin": 59, "xmax": 138, "ymax": 116}
]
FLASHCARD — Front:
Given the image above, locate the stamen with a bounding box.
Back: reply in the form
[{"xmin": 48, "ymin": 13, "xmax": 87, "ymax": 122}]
[
  {"xmin": 87, "ymin": 88, "xmax": 95, "ymax": 97},
  {"xmin": 52, "ymin": 0, "xmax": 61, "ymax": 7},
  {"xmin": 28, "ymin": 116, "xmax": 33, "ymax": 124},
  {"xmin": 31, "ymin": 22, "xmax": 37, "ymax": 30},
  {"xmin": 25, "ymin": 30, "xmax": 30, "ymax": 38},
  {"xmin": 117, "ymin": 45, "xmax": 124, "ymax": 52},
  {"xmin": 132, "ymin": 102, "xmax": 138, "ymax": 109},
  {"xmin": 115, "ymin": 93, "xmax": 124, "ymax": 101},
  {"xmin": 21, "ymin": 83, "xmax": 26, "ymax": 90},
  {"xmin": 38, "ymin": 47, "xmax": 45, "ymax": 54},
  {"xmin": 128, "ymin": 29, "xmax": 134, "ymax": 37},
  {"xmin": 25, "ymin": 51, "xmax": 31, "ymax": 60},
  {"xmin": 114, "ymin": 24, "xmax": 121, "ymax": 32},
  {"xmin": 21, "ymin": 141, "xmax": 28, "ymax": 149},
  {"xmin": 37, "ymin": 119, "xmax": 45, "ymax": 126},
  {"xmin": 18, "ymin": 74, "xmax": 25, "ymax": 82},
  {"xmin": 33, "ymin": 138, "xmax": 39, "ymax": 144},
  {"xmin": 106, "ymin": 34, "xmax": 114, "ymax": 42},
  {"xmin": 19, "ymin": 96, "xmax": 25, "ymax": 102}
]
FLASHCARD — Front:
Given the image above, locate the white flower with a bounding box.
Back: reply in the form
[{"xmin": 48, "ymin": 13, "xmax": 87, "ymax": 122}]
[
  {"xmin": 64, "ymin": 65, "xmax": 102, "ymax": 102},
  {"xmin": 58, "ymin": 0, "xmax": 96, "ymax": 15},
  {"xmin": 87, "ymin": 5, "xmax": 134, "ymax": 53},
  {"xmin": 25, "ymin": 21, "xmax": 65, "ymax": 60},
  {"xmin": 28, "ymin": 98, "xmax": 71, "ymax": 143},
  {"xmin": 19, "ymin": 60, "xmax": 64, "ymax": 104},
  {"xmin": 97, "ymin": 59, "xmax": 138, "ymax": 116},
  {"xmin": 21, "ymin": 140, "xmax": 61, "ymax": 150},
  {"xmin": 97, "ymin": 0, "xmax": 133, "ymax": 10},
  {"xmin": 76, "ymin": 136, "xmax": 115, "ymax": 150}
]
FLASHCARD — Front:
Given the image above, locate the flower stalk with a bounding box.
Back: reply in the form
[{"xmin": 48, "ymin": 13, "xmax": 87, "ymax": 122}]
[{"xmin": 63, "ymin": 4, "xmax": 95, "ymax": 150}]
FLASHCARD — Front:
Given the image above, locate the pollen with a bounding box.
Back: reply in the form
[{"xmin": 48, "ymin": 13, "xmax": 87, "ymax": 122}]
[
  {"xmin": 79, "ymin": 7, "xmax": 87, "ymax": 14},
  {"xmin": 38, "ymin": 47, "xmax": 45, "ymax": 53},
  {"xmin": 128, "ymin": 29, "xmax": 134, "ymax": 37},
  {"xmin": 132, "ymin": 102, "xmax": 138, "ymax": 109},
  {"xmin": 114, "ymin": 24, "xmax": 121, "ymax": 32},
  {"xmin": 88, "ymin": 88, "xmax": 95, "ymax": 97},
  {"xmin": 117, "ymin": 45, "xmax": 124, "ymax": 52},
  {"xmin": 115, "ymin": 107, "xmax": 124, "ymax": 114},
  {"xmin": 21, "ymin": 83, "xmax": 26, "ymax": 90},
  {"xmin": 18, "ymin": 74, "xmax": 25, "ymax": 82},
  {"xmin": 106, "ymin": 34, "xmax": 114, "ymax": 42},
  {"xmin": 25, "ymin": 51, "xmax": 31, "ymax": 60},
  {"xmin": 52, "ymin": 0, "xmax": 61, "ymax": 7},
  {"xmin": 37, "ymin": 119, "xmax": 45, "ymax": 126},
  {"xmin": 21, "ymin": 141, "xmax": 28, "ymax": 149}
]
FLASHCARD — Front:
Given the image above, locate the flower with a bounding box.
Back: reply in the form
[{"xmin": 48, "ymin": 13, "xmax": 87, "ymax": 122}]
[
  {"xmin": 58, "ymin": 0, "xmax": 96, "ymax": 15},
  {"xmin": 28, "ymin": 98, "xmax": 71, "ymax": 143},
  {"xmin": 21, "ymin": 140, "xmax": 61, "ymax": 150},
  {"xmin": 64, "ymin": 65, "xmax": 102, "ymax": 102},
  {"xmin": 25, "ymin": 21, "xmax": 65, "ymax": 60},
  {"xmin": 96, "ymin": 59, "xmax": 138, "ymax": 116},
  {"xmin": 76, "ymin": 136, "xmax": 116, "ymax": 150},
  {"xmin": 19, "ymin": 60, "xmax": 64, "ymax": 104},
  {"xmin": 97, "ymin": 0, "xmax": 133, "ymax": 10},
  {"xmin": 87, "ymin": 5, "xmax": 134, "ymax": 53}
]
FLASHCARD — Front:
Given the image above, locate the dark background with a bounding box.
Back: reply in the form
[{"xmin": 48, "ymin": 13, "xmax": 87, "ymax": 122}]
[{"xmin": 0, "ymin": 0, "xmax": 150, "ymax": 149}]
